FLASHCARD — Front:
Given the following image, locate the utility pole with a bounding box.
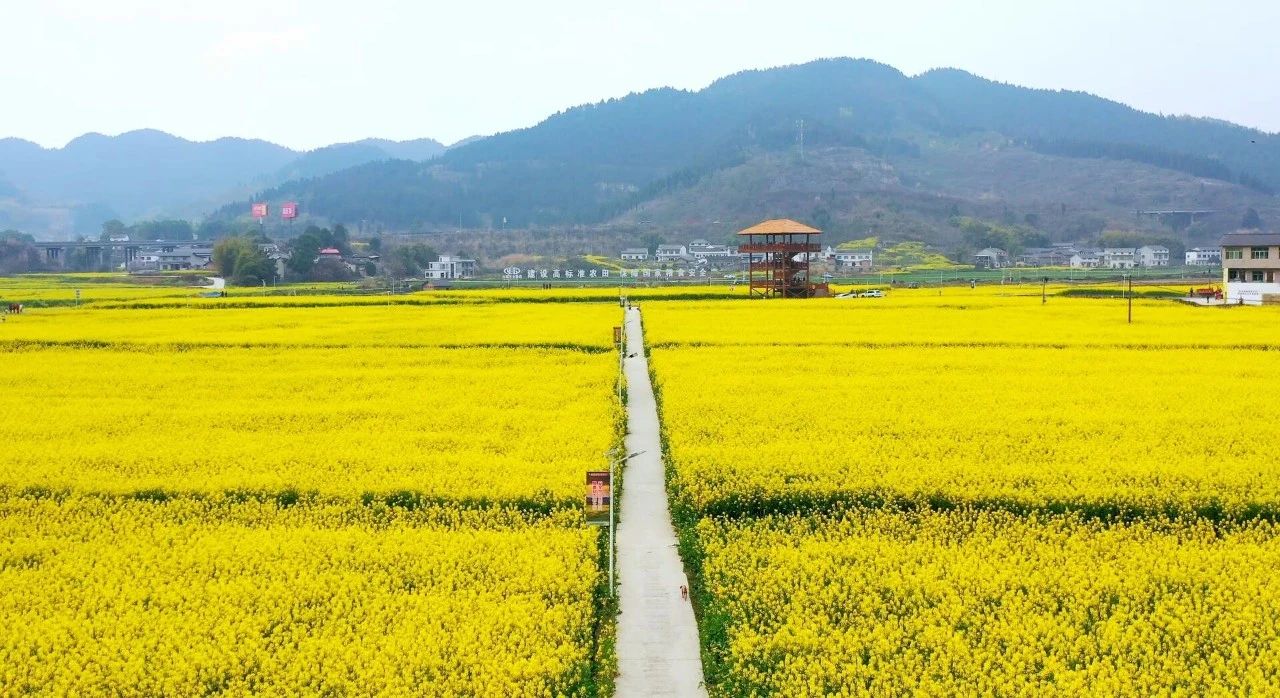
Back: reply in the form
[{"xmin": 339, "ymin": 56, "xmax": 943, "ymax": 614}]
[
  {"xmin": 1042, "ymin": 276, "xmax": 1047, "ymax": 304},
  {"xmin": 1127, "ymin": 275, "xmax": 1133, "ymax": 324}
]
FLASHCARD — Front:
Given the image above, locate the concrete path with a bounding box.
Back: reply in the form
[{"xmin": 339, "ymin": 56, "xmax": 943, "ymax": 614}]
[{"xmin": 615, "ymin": 306, "xmax": 708, "ymax": 697}]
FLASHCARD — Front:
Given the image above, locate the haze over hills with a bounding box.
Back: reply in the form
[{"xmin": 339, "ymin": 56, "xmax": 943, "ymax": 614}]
[
  {"xmin": 5, "ymin": 57, "xmax": 1278, "ymax": 251},
  {"xmin": 0, "ymin": 131, "xmax": 455, "ymax": 237},
  {"xmin": 218, "ymin": 58, "xmax": 1278, "ymax": 251}
]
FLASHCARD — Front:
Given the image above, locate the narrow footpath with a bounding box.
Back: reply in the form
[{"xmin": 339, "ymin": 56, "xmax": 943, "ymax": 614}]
[{"xmin": 615, "ymin": 306, "xmax": 708, "ymax": 697}]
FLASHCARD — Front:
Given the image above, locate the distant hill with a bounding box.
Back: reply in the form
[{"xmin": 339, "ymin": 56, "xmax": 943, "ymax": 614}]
[
  {"xmin": 0, "ymin": 131, "xmax": 454, "ymax": 237},
  {"xmin": 217, "ymin": 58, "xmax": 1278, "ymax": 247}
]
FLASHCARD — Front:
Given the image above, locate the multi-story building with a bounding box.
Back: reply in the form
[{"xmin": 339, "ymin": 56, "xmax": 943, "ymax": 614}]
[
  {"xmin": 620, "ymin": 248, "xmax": 649, "ymax": 261},
  {"xmin": 831, "ymin": 249, "xmax": 874, "ymax": 269},
  {"xmin": 155, "ymin": 246, "xmax": 212, "ymax": 271},
  {"xmin": 687, "ymin": 243, "xmax": 737, "ymax": 260},
  {"xmin": 424, "ymin": 255, "xmax": 477, "ymax": 280},
  {"xmin": 1101, "ymin": 248, "xmax": 1136, "ymax": 269},
  {"xmin": 1136, "ymin": 245, "xmax": 1170, "ymax": 267},
  {"xmin": 654, "ymin": 244, "xmax": 690, "ymax": 262},
  {"xmin": 1221, "ymin": 231, "xmax": 1280, "ymax": 304},
  {"xmin": 973, "ymin": 247, "xmax": 1009, "ymax": 269},
  {"xmin": 1070, "ymin": 249, "xmax": 1101, "ymax": 268},
  {"xmin": 1185, "ymin": 247, "xmax": 1222, "ymax": 266}
]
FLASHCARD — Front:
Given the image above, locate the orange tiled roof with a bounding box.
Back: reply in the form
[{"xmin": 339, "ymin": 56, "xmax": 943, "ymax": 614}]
[{"xmin": 737, "ymin": 219, "xmax": 822, "ymax": 236}]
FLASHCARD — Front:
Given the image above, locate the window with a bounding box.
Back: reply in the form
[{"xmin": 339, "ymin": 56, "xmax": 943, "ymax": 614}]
[
  {"xmin": 1228, "ymin": 269, "xmax": 1241, "ymax": 281},
  {"xmin": 1251, "ymin": 247, "xmax": 1270, "ymax": 259},
  {"xmin": 1225, "ymin": 248, "xmax": 1243, "ymax": 259},
  {"xmin": 1251, "ymin": 271, "xmax": 1265, "ymax": 282}
]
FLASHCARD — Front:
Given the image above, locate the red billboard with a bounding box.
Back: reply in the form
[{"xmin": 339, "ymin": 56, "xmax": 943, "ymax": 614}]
[
  {"xmin": 251, "ymin": 202, "xmax": 268, "ymax": 219},
  {"xmin": 281, "ymin": 202, "xmax": 298, "ymax": 220}
]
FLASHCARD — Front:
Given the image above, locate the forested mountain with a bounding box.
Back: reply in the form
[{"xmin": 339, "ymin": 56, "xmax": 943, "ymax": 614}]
[
  {"xmin": 0, "ymin": 131, "xmax": 452, "ymax": 237},
  {"xmin": 218, "ymin": 58, "xmax": 1278, "ymax": 244}
]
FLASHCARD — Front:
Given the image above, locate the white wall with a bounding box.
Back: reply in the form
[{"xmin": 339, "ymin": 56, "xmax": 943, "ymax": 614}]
[{"xmin": 1225, "ymin": 282, "xmax": 1280, "ymax": 306}]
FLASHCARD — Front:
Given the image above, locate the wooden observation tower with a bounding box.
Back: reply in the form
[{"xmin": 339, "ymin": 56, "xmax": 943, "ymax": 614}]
[{"xmin": 738, "ymin": 218, "xmax": 823, "ymax": 298}]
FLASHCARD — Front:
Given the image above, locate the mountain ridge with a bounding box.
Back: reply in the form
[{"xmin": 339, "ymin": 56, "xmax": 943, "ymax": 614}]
[
  {"xmin": 0, "ymin": 130, "xmax": 459, "ymax": 236},
  {"xmin": 215, "ymin": 58, "xmax": 1277, "ymax": 246}
]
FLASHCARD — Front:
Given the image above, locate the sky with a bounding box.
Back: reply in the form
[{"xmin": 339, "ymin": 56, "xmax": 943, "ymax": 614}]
[{"xmin": 2, "ymin": 0, "xmax": 1277, "ymax": 151}]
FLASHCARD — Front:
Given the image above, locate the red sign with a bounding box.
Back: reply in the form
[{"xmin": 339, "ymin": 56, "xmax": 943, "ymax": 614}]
[
  {"xmin": 251, "ymin": 202, "xmax": 268, "ymax": 219},
  {"xmin": 281, "ymin": 202, "xmax": 298, "ymax": 220}
]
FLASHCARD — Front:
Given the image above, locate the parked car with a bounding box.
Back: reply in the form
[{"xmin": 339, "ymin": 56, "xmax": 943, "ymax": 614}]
[{"xmin": 858, "ymin": 289, "xmax": 885, "ymax": 298}]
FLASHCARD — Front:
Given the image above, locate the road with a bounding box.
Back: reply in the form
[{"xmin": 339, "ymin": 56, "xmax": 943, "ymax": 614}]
[{"xmin": 615, "ymin": 306, "xmax": 708, "ymax": 697}]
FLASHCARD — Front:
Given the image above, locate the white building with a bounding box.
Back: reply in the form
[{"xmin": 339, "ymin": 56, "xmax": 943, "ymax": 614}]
[
  {"xmin": 688, "ymin": 243, "xmax": 736, "ymax": 260},
  {"xmin": 1101, "ymin": 248, "xmax": 1136, "ymax": 269},
  {"xmin": 831, "ymin": 248, "xmax": 874, "ymax": 269},
  {"xmin": 1185, "ymin": 247, "xmax": 1222, "ymax": 266},
  {"xmin": 654, "ymin": 244, "xmax": 690, "ymax": 262},
  {"xmin": 1136, "ymin": 245, "xmax": 1170, "ymax": 267},
  {"xmin": 425, "ymin": 255, "xmax": 476, "ymax": 280},
  {"xmin": 620, "ymin": 248, "xmax": 649, "ymax": 261},
  {"xmin": 1070, "ymin": 250, "xmax": 1101, "ymax": 268}
]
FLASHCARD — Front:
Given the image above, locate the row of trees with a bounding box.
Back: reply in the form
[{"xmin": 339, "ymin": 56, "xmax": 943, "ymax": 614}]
[
  {"xmin": 951, "ymin": 217, "xmax": 1050, "ymax": 256},
  {"xmin": 0, "ymin": 231, "xmax": 41, "ymax": 275},
  {"xmin": 99, "ymin": 218, "xmax": 247, "ymax": 242}
]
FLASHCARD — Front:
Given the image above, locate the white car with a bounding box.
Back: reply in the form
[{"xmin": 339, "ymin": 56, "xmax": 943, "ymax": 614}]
[{"xmin": 857, "ymin": 289, "xmax": 885, "ymax": 298}]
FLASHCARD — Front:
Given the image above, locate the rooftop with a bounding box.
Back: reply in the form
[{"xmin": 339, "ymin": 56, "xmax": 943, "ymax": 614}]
[
  {"xmin": 1220, "ymin": 231, "xmax": 1280, "ymax": 246},
  {"xmin": 738, "ymin": 219, "xmax": 822, "ymax": 236}
]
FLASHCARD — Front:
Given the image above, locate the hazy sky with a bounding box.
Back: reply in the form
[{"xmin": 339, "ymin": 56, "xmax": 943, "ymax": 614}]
[{"xmin": 2, "ymin": 0, "xmax": 1277, "ymax": 150}]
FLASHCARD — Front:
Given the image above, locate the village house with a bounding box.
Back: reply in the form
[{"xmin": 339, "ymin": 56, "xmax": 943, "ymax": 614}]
[
  {"xmin": 1016, "ymin": 247, "xmax": 1071, "ymax": 267},
  {"xmin": 1101, "ymin": 248, "xmax": 1136, "ymax": 269},
  {"xmin": 1221, "ymin": 231, "xmax": 1280, "ymax": 304},
  {"xmin": 687, "ymin": 240, "xmax": 737, "ymax": 260},
  {"xmin": 654, "ymin": 244, "xmax": 690, "ymax": 262},
  {"xmin": 1185, "ymin": 247, "xmax": 1222, "ymax": 266},
  {"xmin": 620, "ymin": 248, "xmax": 649, "ymax": 261},
  {"xmin": 829, "ymin": 248, "xmax": 874, "ymax": 269},
  {"xmin": 1069, "ymin": 249, "xmax": 1101, "ymax": 268},
  {"xmin": 343, "ymin": 254, "xmax": 381, "ymax": 276},
  {"xmin": 424, "ymin": 255, "xmax": 477, "ymax": 280},
  {"xmin": 973, "ymin": 247, "xmax": 1009, "ymax": 269},
  {"xmin": 156, "ymin": 246, "xmax": 212, "ymax": 271},
  {"xmin": 1136, "ymin": 245, "xmax": 1170, "ymax": 267}
]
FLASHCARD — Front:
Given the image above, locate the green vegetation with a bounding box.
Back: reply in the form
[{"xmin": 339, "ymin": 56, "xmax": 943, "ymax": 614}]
[
  {"xmin": 211, "ymin": 237, "xmax": 275, "ymax": 286},
  {"xmin": 210, "ymin": 58, "xmax": 1278, "ymax": 249}
]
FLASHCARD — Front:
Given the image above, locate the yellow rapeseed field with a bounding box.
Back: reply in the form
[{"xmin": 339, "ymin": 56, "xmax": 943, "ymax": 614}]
[
  {"xmin": 0, "ymin": 496, "xmax": 599, "ymax": 697},
  {"xmin": 654, "ymin": 344, "xmax": 1280, "ymax": 516},
  {"xmin": 0, "ymin": 344, "xmax": 617, "ymax": 503},
  {"xmin": 698, "ymin": 510, "xmax": 1280, "ymax": 696},
  {"xmin": 2, "ymin": 303, "xmax": 619, "ymax": 348},
  {"xmin": 1, "ymin": 298, "xmax": 623, "ymax": 695},
  {"xmin": 645, "ymin": 295, "xmax": 1280, "ymax": 695},
  {"xmin": 644, "ymin": 294, "xmax": 1280, "ymax": 348}
]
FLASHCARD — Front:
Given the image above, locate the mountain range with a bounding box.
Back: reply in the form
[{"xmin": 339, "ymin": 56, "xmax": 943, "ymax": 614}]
[
  {"xmin": 0, "ymin": 131, "xmax": 458, "ymax": 236},
  {"xmin": 4, "ymin": 58, "xmax": 1278, "ymax": 249},
  {"xmin": 220, "ymin": 58, "xmax": 1279, "ymax": 249}
]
